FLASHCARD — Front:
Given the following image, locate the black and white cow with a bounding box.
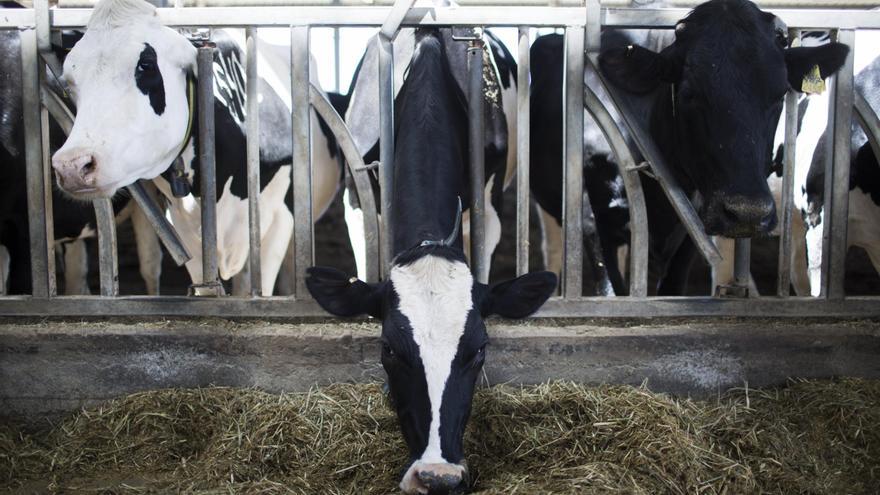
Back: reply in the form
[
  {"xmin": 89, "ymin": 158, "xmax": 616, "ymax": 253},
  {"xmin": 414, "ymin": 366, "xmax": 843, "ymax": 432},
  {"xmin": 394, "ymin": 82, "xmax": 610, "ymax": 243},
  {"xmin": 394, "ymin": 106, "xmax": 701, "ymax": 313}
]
[
  {"xmin": 307, "ymin": 30, "xmax": 557, "ymax": 494},
  {"xmin": 798, "ymin": 39, "xmax": 880, "ymax": 295},
  {"xmin": 342, "ymin": 5, "xmax": 518, "ymax": 280},
  {"xmin": 51, "ymin": 0, "xmax": 340, "ymax": 294},
  {"xmin": 529, "ymin": 33, "xmax": 630, "ymax": 296},
  {"xmin": 530, "ymin": 0, "xmax": 848, "ymax": 295},
  {"xmin": 0, "ymin": 19, "xmax": 162, "ymax": 295}
]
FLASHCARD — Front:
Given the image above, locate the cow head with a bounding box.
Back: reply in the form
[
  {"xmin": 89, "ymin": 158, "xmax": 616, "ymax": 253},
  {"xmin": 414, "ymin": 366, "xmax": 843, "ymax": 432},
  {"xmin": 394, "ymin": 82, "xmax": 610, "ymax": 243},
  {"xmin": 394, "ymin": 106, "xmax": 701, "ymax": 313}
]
[
  {"xmin": 600, "ymin": 0, "xmax": 849, "ymax": 237},
  {"xmin": 307, "ymin": 250, "xmax": 556, "ymax": 494},
  {"xmin": 52, "ymin": 0, "xmax": 195, "ymax": 199}
]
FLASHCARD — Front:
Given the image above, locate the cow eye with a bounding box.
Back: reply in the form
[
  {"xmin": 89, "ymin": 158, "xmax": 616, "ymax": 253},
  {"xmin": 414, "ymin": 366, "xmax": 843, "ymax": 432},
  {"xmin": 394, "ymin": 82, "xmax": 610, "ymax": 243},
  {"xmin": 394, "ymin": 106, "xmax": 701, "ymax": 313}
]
[
  {"xmin": 382, "ymin": 341, "xmax": 395, "ymax": 358},
  {"xmin": 775, "ymin": 29, "xmax": 789, "ymax": 48},
  {"xmin": 137, "ymin": 60, "xmax": 157, "ymax": 72},
  {"xmin": 469, "ymin": 344, "xmax": 487, "ymax": 368}
]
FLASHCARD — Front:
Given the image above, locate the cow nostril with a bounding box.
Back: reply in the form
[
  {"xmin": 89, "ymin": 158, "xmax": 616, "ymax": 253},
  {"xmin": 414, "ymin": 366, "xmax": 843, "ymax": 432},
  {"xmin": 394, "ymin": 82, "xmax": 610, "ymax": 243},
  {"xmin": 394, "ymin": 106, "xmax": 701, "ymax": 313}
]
[{"xmin": 416, "ymin": 468, "xmax": 464, "ymax": 494}]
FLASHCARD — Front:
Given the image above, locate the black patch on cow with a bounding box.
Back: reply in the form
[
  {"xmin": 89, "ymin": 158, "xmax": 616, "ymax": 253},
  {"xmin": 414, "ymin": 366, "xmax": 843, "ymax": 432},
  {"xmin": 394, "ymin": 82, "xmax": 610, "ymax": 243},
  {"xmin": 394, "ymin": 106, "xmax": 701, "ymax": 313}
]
[
  {"xmin": 852, "ymin": 143, "xmax": 880, "ymax": 205},
  {"xmin": 135, "ymin": 43, "xmax": 165, "ymax": 116}
]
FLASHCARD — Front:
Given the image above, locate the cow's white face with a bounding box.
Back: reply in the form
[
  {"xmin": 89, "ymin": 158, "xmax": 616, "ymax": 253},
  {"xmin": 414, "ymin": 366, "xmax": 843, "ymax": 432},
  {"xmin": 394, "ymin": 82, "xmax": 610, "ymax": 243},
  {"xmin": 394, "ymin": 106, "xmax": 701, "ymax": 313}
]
[{"xmin": 52, "ymin": 0, "xmax": 195, "ymax": 199}]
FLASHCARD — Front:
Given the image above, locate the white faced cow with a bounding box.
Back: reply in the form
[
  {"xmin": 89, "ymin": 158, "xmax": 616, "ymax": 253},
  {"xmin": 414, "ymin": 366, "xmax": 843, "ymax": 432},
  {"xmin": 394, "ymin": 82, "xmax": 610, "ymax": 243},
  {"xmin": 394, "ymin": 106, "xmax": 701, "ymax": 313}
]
[
  {"xmin": 307, "ymin": 30, "xmax": 557, "ymax": 495},
  {"xmin": 51, "ymin": 0, "xmax": 340, "ymax": 294}
]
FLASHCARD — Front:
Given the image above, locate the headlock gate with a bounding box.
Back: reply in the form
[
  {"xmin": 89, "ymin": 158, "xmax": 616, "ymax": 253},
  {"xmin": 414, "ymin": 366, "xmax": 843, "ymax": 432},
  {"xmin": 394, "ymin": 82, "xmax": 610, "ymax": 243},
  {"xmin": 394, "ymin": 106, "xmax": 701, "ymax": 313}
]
[{"xmin": 1, "ymin": 0, "xmax": 879, "ymax": 318}]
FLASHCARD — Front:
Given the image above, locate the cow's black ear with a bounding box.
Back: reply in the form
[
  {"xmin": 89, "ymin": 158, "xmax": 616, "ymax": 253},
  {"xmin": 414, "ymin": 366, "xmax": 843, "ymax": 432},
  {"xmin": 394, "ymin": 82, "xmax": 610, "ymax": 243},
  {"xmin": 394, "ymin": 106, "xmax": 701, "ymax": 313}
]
[
  {"xmin": 784, "ymin": 42, "xmax": 850, "ymax": 92},
  {"xmin": 480, "ymin": 271, "xmax": 557, "ymax": 318},
  {"xmin": 599, "ymin": 43, "xmax": 679, "ymax": 95},
  {"xmin": 306, "ymin": 266, "xmax": 384, "ymax": 318}
]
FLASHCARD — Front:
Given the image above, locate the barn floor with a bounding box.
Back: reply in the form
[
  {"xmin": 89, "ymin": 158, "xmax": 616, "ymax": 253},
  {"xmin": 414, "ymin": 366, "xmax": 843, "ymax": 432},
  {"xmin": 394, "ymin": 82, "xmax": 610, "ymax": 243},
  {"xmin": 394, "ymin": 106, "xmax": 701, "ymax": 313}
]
[{"xmin": 2, "ymin": 379, "xmax": 878, "ymax": 494}]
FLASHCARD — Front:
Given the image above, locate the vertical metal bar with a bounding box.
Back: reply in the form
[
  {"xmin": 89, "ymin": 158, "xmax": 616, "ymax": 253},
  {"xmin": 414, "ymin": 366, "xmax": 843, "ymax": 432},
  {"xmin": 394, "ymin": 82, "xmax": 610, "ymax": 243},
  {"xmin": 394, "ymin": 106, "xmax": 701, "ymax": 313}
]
[
  {"xmin": 378, "ymin": 34, "xmax": 395, "ymax": 276},
  {"xmin": 291, "ymin": 26, "xmax": 313, "ymax": 298},
  {"xmin": 562, "ymin": 26, "xmax": 585, "ymax": 298},
  {"xmin": 93, "ymin": 199, "xmax": 119, "ymax": 297},
  {"xmin": 21, "ymin": 29, "xmax": 55, "ymax": 298},
  {"xmin": 734, "ymin": 238, "xmax": 751, "ymax": 289},
  {"xmin": 822, "ymin": 28, "xmax": 855, "ymax": 300},
  {"xmin": 515, "ymin": 26, "xmax": 530, "ymax": 277},
  {"xmin": 246, "ymin": 27, "xmax": 262, "ymax": 297},
  {"xmin": 777, "ymin": 78, "xmax": 799, "ymax": 297},
  {"xmin": 468, "ymin": 42, "xmax": 487, "ymax": 284},
  {"xmin": 197, "ymin": 44, "xmax": 221, "ymax": 294},
  {"xmin": 333, "ymin": 27, "xmax": 341, "ymax": 93}
]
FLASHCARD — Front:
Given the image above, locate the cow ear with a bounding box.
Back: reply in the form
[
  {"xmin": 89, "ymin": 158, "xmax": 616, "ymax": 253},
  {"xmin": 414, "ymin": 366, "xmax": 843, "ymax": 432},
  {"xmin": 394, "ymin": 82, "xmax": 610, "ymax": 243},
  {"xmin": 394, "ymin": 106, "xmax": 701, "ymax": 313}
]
[
  {"xmin": 479, "ymin": 271, "xmax": 557, "ymax": 318},
  {"xmin": 599, "ymin": 43, "xmax": 681, "ymax": 95},
  {"xmin": 306, "ymin": 266, "xmax": 385, "ymax": 318},
  {"xmin": 784, "ymin": 42, "xmax": 850, "ymax": 92}
]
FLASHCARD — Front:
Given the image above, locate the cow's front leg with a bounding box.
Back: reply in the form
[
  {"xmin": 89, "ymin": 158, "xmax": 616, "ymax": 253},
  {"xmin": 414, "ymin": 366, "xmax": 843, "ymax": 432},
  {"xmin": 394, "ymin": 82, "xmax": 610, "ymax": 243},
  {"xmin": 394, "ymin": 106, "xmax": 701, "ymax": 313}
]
[
  {"xmin": 132, "ymin": 203, "xmax": 162, "ymax": 295},
  {"xmin": 63, "ymin": 239, "xmax": 90, "ymax": 295},
  {"xmin": 343, "ymin": 186, "xmax": 368, "ymax": 281},
  {"xmin": 260, "ymin": 208, "xmax": 294, "ymax": 296}
]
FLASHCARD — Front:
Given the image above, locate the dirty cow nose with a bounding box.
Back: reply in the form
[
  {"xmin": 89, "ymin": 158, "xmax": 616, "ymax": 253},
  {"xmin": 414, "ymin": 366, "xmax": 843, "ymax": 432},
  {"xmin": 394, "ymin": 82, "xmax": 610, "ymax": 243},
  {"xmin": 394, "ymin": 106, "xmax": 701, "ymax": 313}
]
[
  {"xmin": 52, "ymin": 148, "xmax": 98, "ymax": 192},
  {"xmin": 415, "ymin": 464, "xmax": 465, "ymax": 494},
  {"xmin": 709, "ymin": 194, "xmax": 776, "ymax": 237}
]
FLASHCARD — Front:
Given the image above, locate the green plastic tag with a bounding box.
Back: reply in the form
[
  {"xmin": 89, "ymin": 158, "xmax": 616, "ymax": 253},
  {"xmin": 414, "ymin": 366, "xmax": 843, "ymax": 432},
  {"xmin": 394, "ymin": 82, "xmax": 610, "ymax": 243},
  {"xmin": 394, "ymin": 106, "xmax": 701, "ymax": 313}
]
[{"xmin": 802, "ymin": 64, "xmax": 825, "ymax": 95}]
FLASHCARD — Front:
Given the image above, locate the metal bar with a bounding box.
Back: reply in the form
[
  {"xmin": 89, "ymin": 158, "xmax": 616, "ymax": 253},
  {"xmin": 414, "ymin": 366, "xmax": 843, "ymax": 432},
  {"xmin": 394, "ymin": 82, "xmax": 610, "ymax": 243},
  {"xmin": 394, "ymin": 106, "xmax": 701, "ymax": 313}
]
[
  {"xmin": 562, "ymin": 26, "xmax": 585, "ymax": 298},
  {"xmin": 246, "ymin": 27, "xmax": 262, "ymax": 297},
  {"xmin": 1, "ymin": 295, "xmax": 879, "ymax": 319},
  {"xmin": 515, "ymin": 26, "xmax": 530, "ymax": 277},
  {"xmin": 127, "ymin": 181, "xmax": 192, "ymax": 266},
  {"xmin": 468, "ymin": 41, "xmax": 487, "ymax": 284},
  {"xmin": 92, "ymin": 199, "xmax": 119, "ymax": 297},
  {"xmin": 291, "ymin": 26, "xmax": 313, "ymax": 298},
  {"xmin": 592, "ymin": 65, "xmax": 723, "ymax": 267},
  {"xmin": 584, "ymin": 0, "xmax": 600, "ymax": 53},
  {"xmin": 581, "ymin": 60, "xmax": 649, "ymax": 297},
  {"xmin": 822, "ymin": 28, "xmax": 855, "ymax": 300},
  {"xmin": 22, "ymin": 7, "xmax": 879, "ymax": 31},
  {"xmin": 40, "ymin": 83, "xmax": 74, "ymax": 134},
  {"xmin": 308, "ymin": 83, "xmax": 381, "ymax": 284},
  {"xmin": 734, "ymin": 238, "xmax": 751, "ymax": 290},
  {"xmin": 777, "ymin": 84, "xmax": 800, "ymax": 297},
  {"xmin": 379, "ymin": 0, "xmax": 417, "ymax": 41},
  {"xmin": 197, "ymin": 44, "xmax": 222, "ymax": 295},
  {"xmin": 377, "ymin": 34, "xmax": 394, "ymax": 276},
  {"xmin": 854, "ymin": 91, "xmax": 880, "ymax": 167},
  {"xmin": 20, "ymin": 28, "xmax": 55, "ymax": 298}
]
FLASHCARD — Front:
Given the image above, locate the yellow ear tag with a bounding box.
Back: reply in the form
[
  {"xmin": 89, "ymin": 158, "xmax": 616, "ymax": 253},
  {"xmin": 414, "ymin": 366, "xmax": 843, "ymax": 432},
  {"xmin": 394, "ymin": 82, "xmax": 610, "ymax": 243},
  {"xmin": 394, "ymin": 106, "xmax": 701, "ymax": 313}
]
[{"xmin": 802, "ymin": 64, "xmax": 825, "ymax": 94}]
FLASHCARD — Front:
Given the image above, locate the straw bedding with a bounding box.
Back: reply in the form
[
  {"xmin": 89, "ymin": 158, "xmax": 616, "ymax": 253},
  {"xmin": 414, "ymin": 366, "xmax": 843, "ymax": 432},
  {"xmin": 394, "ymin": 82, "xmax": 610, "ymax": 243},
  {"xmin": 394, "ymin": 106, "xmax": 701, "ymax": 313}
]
[{"xmin": 2, "ymin": 379, "xmax": 878, "ymax": 494}]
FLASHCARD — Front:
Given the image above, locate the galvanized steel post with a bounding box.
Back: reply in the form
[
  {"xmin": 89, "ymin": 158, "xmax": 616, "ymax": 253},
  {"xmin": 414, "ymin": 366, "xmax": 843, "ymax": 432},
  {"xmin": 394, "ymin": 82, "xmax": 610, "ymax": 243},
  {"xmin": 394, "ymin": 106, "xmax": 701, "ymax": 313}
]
[
  {"xmin": 246, "ymin": 27, "xmax": 262, "ymax": 296},
  {"xmin": 196, "ymin": 44, "xmax": 223, "ymax": 296},
  {"xmin": 562, "ymin": 26, "xmax": 585, "ymax": 298},
  {"xmin": 734, "ymin": 238, "xmax": 751, "ymax": 291},
  {"xmin": 468, "ymin": 39, "xmax": 487, "ymax": 284},
  {"xmin": 515, "ymin": 26, "xmax": 530, "ymax": 277},
  {"xmin": 20, "ymin": 28, "xmax": 55, "ymax": 298},
  {"xmin": 93, "ymin": 199, "xmax": 119, "ymax": 297},
  {"xmin": 377, "ymin": 35, "xmax": 395, "ymax": 275},
  {"xmin": 777, "ymin": 59, "xmax": 800, "ymax": 297},
  {"xmin": 821, "ymin": 28, "xmax": 855, "ymax": 300},
  {"xmin": 291, "ymin": 26, "xmax": 313, "ymax": 298}
]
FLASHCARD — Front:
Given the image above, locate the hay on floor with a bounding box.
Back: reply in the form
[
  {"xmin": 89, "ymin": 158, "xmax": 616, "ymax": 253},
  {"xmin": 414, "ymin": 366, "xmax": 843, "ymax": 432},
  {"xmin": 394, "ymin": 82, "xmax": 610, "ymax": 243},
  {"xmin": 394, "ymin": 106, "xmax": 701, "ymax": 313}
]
[{"xmin": 1, "ymin": 379, "xmax": 878, "ymax": 494}]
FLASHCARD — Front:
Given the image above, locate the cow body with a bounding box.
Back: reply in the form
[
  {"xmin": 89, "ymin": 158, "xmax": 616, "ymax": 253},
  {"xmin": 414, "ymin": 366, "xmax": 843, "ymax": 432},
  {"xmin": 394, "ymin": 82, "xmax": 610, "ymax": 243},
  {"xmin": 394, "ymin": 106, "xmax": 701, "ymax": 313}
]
[
  {"xmin": 52, "ymin": 0, "xmax": 340, "ymax": 295},
  {"xmin": 307, "ymin": 29, "xmax": 556, "ymax": 494},
  {"xmin": 342, "ymin": 11, "xmax": 517, "ymax": 280}
]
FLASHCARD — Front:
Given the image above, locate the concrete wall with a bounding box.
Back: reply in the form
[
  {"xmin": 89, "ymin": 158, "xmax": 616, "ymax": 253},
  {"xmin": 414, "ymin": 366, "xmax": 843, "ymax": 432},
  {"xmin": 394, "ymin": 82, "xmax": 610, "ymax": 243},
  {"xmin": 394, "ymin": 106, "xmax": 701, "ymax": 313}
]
[{"xmin": 2, "ymin": 317, "xmax": 879, "ymax": 418}]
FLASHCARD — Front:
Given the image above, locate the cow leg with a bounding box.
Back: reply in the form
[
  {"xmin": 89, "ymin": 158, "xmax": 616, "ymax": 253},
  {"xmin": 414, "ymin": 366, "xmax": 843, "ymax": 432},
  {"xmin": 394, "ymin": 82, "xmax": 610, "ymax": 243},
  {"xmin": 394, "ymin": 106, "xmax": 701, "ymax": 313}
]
[
  {"xmin": 461, "ymin": 176, "xmax": 503, "ymax": 272},
  {"xmin": 657, "ymin": 236, "xmax": 697, "ymax": 296},
  {"xmin": 63, "ymin": 239, "xmax": 90, "ymax": 295},
  {"xmin": 343, "ymin": 187, "xmax": 368, "ymax": 281},
  {"xmin": 805, "ymin": 212, "xmax": 824, "ymax": 297},
  {"xmin": 536, "ymin": 204, "xmax": 563, "ymax": 277},
  {"xmin": 260, "ymin": 208, "xmax": 294, "ymax": 296},
  {"xmin": 790, "ymin": 211, "xmax": 811, "ymax": 296},
  {"xmin": 0, "ymin": 244, "xmax": 9, "ymax": 296},
  {"xmin": 131, "ymin": 203, "xmax": 162, "ymax": 295},
  {"xmin": 231, "ymin": 263, "xmax": 250, "ymax": 296},
  {"xmin": 601, "ymin": 240, "xmax": 626, "ymax": 296},
  {"xmin": 616, "ymin": 244, "xmax": 629, "ymax": 282}
]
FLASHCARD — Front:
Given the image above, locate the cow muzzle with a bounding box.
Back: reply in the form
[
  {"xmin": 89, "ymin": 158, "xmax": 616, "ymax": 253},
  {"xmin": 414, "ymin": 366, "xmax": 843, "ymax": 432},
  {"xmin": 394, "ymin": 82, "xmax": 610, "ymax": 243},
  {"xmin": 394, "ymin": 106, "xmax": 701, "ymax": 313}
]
[
  {"xmin": 704, "ymin": 193, "xmax": 776, "ymax": 238},
  {"xmin": 52, "ymin": 148, "xmax": 100, "ymax": 195},
  {"xmin": 400, "ymin": 461, "xmax": 469, "ymax": 495}
]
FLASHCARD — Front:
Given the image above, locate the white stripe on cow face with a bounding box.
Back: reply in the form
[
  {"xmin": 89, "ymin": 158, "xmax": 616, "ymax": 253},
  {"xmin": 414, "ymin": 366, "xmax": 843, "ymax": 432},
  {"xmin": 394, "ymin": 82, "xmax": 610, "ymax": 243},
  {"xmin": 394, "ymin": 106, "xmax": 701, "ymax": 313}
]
[{"xmin": 390, "ymin": 254, "xmax": 473, "ymax": 464}]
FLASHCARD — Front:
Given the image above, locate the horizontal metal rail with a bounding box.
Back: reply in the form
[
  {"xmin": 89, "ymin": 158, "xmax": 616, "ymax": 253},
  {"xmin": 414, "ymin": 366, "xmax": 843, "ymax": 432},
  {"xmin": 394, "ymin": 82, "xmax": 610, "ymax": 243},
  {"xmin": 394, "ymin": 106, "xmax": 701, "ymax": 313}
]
[
  {"xmin": 2, "ymin": 6, "xmax": 879, "ymax": 29},
  {"xmin": 0, "ymin": 295, "xmax": 878, "ymax": 318}
]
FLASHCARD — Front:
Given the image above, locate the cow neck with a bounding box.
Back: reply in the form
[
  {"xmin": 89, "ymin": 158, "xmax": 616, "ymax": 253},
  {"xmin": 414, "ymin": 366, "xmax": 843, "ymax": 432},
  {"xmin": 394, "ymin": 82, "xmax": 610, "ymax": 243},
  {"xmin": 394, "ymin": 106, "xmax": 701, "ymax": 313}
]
[{"xmin": 160, "ymin": 72, "xmax": 196, "ymax": 198}]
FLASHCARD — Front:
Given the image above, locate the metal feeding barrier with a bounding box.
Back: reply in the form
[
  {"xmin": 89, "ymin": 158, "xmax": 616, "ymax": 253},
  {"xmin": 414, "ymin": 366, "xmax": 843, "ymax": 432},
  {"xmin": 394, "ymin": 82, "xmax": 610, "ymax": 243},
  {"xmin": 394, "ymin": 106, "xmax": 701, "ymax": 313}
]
[{"xmin": 1, "ymin": 1, "xmax": 880, "ymax": 317}]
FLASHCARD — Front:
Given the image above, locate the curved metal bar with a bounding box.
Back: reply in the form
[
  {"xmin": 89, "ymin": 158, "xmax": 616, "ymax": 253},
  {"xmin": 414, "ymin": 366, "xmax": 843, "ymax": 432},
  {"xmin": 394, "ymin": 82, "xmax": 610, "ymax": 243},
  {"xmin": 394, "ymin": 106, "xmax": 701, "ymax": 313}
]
[
  {"xmin": 855, "ymin": 90, "xmax": 880, "ymax": 167},
  {"xmin": 379, "ymin": 0, "xmax": 417, "ymax": 41},
  {"xmin": 582, "ymin": 82, "xmax": 649, "ymax": 298},
  {"xmin": 585, "ymin": 59, "xmax": 722, "ymax": 268},
  {"xmin": 308, "ymin": 82, "xmax": 381, "ymax": 284}
]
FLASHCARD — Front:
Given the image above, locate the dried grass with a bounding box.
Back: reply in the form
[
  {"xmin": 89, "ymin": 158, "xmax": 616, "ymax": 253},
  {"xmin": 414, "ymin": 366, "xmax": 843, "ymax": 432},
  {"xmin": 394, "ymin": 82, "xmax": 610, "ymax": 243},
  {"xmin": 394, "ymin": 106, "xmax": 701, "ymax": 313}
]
[{"xmin": 1, "ymin": 379, "xmax": 878, "ymax": 494}]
